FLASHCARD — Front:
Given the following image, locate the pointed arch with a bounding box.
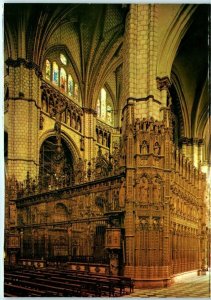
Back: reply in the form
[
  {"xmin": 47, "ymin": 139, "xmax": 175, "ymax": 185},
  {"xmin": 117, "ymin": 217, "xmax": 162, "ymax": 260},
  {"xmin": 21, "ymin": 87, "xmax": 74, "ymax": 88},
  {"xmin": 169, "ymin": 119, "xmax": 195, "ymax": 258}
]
[{"xmin": 157, "ymin": 5, "xmax": 197, "ymax": 78}]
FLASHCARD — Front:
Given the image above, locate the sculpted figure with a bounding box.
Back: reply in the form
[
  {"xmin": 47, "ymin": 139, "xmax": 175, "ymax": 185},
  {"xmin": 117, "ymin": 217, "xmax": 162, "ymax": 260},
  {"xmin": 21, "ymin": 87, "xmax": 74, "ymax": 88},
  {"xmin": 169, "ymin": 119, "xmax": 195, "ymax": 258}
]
[
  {"xmin": 153, "ymin": 178, "xmax": 161, "ymax": 202},
  {"xmin": 140, "ymin": 177, "xmax": 149, "ymax": 202},
  {"xmin": 154, "ymin": 142, "xmax": 160, "ymax": 155},
  {"xmin": 141, "ymin": 140, "xmax": 148, "ymax": 154}
]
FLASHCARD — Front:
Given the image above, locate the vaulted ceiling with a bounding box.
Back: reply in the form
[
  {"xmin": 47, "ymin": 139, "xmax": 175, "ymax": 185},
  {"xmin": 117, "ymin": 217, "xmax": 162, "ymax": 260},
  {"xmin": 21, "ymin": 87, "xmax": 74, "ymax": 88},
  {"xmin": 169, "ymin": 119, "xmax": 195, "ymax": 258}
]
[
  {"xmin": 4, "ymin": 4, "xmax": 210, "ymax": 160},
  {"xmin": 4, "ymin": 4, "xmax": 127, "ymax": 108}
]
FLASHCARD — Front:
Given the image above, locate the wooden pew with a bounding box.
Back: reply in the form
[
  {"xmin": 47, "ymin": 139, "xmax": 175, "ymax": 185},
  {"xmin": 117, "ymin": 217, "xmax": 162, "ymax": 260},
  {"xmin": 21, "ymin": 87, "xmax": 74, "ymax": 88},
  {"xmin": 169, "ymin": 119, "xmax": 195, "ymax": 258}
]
[
  {"xmin": 4, "ymin": 272, "xmax": 31, "ymax": 281},
  {"xmin": 4, "ymin": 283, "xmax": 46, "ymax": 297},
  {"xmin": 33, "ymin": 277, "xmax": 82, "ymax": 296},
  {"xmin": 51, "ymin": 275, "xmax": 112, "ymax": 297},
  {"xmin": 15, "ymin": 279, "xmax": 78, "ymax": 297}
]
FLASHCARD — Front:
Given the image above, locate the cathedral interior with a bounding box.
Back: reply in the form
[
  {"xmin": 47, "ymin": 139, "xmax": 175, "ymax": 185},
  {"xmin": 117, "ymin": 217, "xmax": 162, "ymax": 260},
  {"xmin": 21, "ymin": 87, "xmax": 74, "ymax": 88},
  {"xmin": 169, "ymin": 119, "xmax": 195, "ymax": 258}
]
[{"xmin": 4, "ymin": 3, "xmax": 211, "ymax": 297}]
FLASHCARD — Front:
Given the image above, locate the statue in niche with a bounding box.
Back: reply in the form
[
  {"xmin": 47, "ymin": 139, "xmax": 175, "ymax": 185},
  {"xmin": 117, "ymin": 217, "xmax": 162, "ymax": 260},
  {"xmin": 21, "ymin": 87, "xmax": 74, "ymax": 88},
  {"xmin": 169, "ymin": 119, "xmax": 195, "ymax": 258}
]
[
  {"xmin": 154, "ymin": 142, "xmax": 161, "ymax": 155},
  {"xmin": 80, "ymin": 137, "xmax": 85, "ymax": 151},
  {"xmin": 154, "ymin": 124, "xmax": 159, "ymax": 134},
  {"xmin": 142, "ymin": 120, "xmax": 147, "ymax": 131},
  {"xmin": 77, "ymin": 117, "xmax": 81, "ymax": 132},
  {"xmin": 72, "ymin": 114, "xmax": 76, "ymax": 129},
  {"xmin": 140, "ymin": 177, "xmax": 149, "ymax": 202},
  {"xmin": 140, "ymin": 140, "xmax": 149, "ymax": 154},
  {"xmin": 153, "ymin": 178, "xmax": 162, "ymax": 202},
  {"xmin": 40, "ymin": 113, "xmax": 44, "ymax": 130}
]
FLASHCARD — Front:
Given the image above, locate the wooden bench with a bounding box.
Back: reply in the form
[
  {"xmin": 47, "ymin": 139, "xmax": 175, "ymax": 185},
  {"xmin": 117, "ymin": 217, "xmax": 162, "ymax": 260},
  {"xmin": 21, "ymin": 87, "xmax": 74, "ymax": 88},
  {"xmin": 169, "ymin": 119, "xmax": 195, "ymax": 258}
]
[
  {"xmin": 4, "ymin": 292, "xmax": 16, "ymax": 297},
  {"xmin": 51, "ymin": 275, "xmax": 112, "ymax": 297},
  {"xmin": 4, "ymin": 272, "xmax": 31, "ymax": 280},
  {"xmin": 34, "ymin": 277, "xmax": 82, "ymax": 296},
  {"xmin": 19, "ymin": 279, "xmax": 77, "ymax": 297},
  {"xmin": 4, "ymin": 283, "xmax": 46, "ymax": 297}
]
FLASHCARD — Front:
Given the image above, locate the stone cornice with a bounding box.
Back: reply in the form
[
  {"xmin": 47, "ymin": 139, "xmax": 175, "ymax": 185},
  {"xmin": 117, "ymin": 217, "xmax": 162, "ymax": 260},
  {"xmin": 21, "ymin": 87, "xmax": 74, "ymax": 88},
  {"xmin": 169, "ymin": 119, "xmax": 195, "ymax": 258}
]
[
  {"xmin": 180, "ymin": 137, "xmax": 204, "ymax": 145},
  {"xmin": 6, "ymin": 58, "xmax": 42, "ymax": 78},
  {"xmin": 122, "ymin": 95, "xmax": 161, "ymax": 115},
  {"xmin": 15, "ymin": 173, "xmax": 125, "ymax": 208},
  {"xmin": 83, "ymin": 107, "xmax": 97, "ymax": 116},
  {"xmin": 9, "ymin": 97, "xmax": 41, "ymax": 109}
]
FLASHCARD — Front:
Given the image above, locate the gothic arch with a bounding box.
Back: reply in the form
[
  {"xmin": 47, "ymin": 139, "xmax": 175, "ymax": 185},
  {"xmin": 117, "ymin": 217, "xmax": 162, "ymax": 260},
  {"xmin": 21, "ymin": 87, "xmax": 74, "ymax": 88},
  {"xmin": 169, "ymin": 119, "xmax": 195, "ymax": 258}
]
[
  {"xmin": 139, "ymin": 173, "xmax": 151, "ymax": 183},
  {"xmin": 54, "ymin": 202, "xmax": 69, "ymax": 222},
  {"xmin": 39, "ymin": 129, "xmax": 80, "ymax": 164},
  {"xmin": 157, "ymin": 5, "xmax": 197, "ymax": 78},
  {"xmin": 90, "ymin": 39, "xmax": 124, "ymax": 109},
  {"xmin": 152, "ymin": 174, "xmax": 163, "ymax": 184},
  {"xmin": 171, "ymin": 71, "xmax": 189, "ymax": 138}
]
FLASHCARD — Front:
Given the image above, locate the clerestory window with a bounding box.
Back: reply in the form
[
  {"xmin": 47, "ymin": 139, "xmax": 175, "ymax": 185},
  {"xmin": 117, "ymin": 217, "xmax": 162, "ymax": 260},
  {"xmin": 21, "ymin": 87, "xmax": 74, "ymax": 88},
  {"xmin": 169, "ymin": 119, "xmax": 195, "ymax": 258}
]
[{"xmin": 44, "ymin": 53, "xmax": 81, "ymax": 104}]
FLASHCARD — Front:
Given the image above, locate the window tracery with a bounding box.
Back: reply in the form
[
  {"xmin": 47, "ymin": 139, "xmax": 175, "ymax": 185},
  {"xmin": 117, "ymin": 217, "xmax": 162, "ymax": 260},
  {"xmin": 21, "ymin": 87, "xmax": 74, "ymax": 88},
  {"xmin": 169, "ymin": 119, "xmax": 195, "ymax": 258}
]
[{"xmin": 44, "ymin": 53, "xmax": 80, "ymax": 103}]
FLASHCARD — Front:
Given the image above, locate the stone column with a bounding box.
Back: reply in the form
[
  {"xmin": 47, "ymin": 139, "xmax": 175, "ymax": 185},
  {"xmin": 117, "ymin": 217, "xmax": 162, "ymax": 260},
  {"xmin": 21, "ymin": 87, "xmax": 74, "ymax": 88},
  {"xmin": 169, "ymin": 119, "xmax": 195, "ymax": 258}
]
[
  {"xmin": 6, "ymin": 59, "xmax": 41, "ymax": 182},
  {"xmin": 83, "ymin": 108, "xmax": 97, "ymax": 160}
]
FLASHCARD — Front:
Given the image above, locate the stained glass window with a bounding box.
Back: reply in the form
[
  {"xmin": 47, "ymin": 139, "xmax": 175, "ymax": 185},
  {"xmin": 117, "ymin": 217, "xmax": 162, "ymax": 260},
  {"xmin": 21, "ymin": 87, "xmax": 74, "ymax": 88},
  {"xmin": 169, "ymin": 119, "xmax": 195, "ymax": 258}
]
[
  {"xmin": 60, "ymin": 53, "xmax": 67, "ymax": 65},
  {"xmin": 97, "ymin": 88, "xmax": 114, "ymax": 125},
  {"xmin": 45, "ymin": 55, "xmax": 80, "ymax": 104},
  {"xmin": 100, "ymin": 88, "xmax": 106, "ymax": 119},
  {"xmin": 52, "ymin": 62, "xmax": 59, "ymax": 85},
  {"xmin": 60, "ymin": 67, "xmax": 67, "ymax": 92},
  {"xmin": 45, "ymin": 60, "xmax": 51, "ymax": 81},
  {"xmin": 107, "ymin": 104, "xmax": 112, "ymax": 125},
  {"xmin": 68, "ymin": 74, "xmax": 74, "ymax": 96},
  {"xmin": 74, "ymin": 83, "xmax": 79, "ymax": 99}
]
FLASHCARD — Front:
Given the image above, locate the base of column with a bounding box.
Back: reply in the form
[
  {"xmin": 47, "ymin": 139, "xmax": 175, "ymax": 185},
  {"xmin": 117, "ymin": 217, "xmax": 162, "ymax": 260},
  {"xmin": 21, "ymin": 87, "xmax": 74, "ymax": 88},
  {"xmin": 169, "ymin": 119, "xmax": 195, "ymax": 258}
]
[
  {"xmin": 134, "ymin": 278, "xmax": 172, "ymax": 288},
  {"xmin": 124, "ymin": 265, "xmax": 172, "ymax": 288},
  {"xmin": 124, "ymin": 266, "xmax": 135, "ymax": 278}
]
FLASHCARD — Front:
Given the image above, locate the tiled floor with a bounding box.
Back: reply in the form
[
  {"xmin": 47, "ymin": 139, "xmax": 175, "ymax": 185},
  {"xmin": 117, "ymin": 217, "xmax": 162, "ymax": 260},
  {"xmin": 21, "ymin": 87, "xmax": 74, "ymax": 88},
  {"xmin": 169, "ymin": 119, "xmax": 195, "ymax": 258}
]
[{"xmin": 125, "ymin": 271, "xmax": 211, "ymax": 298}]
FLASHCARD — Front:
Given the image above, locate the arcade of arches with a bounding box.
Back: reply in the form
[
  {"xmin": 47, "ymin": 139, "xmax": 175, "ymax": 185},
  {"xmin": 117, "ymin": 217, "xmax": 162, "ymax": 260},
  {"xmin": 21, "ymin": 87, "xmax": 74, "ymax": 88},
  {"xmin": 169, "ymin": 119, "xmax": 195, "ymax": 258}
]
[{"xmin": 4, "ymin": 3, "xmax": 210, "ymax": 288}]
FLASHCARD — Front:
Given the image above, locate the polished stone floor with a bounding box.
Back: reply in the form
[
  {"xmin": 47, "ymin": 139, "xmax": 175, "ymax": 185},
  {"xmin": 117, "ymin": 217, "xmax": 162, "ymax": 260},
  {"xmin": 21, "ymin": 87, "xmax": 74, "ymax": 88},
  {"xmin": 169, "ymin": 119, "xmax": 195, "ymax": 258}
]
[{"xmin": 125, "ymin": 270, "xmax": 210, "ymax": 298}]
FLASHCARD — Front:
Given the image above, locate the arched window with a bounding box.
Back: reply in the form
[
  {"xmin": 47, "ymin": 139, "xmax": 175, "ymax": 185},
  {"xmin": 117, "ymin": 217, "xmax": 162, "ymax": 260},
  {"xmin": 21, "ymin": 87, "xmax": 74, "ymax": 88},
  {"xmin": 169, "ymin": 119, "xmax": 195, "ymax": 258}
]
[
  {"xmin": 60, "ymin": 67, "xmax": 67, "ymax": 92},
  {"xmin": 44, "ymin": 53, "xmax": 81, "ymax": 104},
  {"xmin": 45, "ymin": 59, "xmax": 51, "ymax": 81},
  {"xmin": 68, "ymin": 74, "xmax": 74, "ymax": 96},
  {"xmin": 60, "ymin": 53, "xmax": 67, "ymax": 65},
  {"xmin": 97, "ymin": 88, "xmax": 114, "ymax": 126},
  {"xmin": 52, "ymin": 62, "xmax": 59, "ymax": 85},
  {"xmin": 74, "ymin": 83, "xmax": 79, "ymax": 100}
]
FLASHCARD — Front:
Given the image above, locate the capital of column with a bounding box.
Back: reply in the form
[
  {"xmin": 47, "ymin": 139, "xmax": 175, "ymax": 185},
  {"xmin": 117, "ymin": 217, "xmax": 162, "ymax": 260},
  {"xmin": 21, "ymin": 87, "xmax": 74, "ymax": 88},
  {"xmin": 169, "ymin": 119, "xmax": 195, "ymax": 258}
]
[
  {"xmin": 6, "ymin": 57, "xmax": 42, "ymax": 78},
  {"xmin": 156, "ymin": 76, "xmax": 171, "ymax": 91}
]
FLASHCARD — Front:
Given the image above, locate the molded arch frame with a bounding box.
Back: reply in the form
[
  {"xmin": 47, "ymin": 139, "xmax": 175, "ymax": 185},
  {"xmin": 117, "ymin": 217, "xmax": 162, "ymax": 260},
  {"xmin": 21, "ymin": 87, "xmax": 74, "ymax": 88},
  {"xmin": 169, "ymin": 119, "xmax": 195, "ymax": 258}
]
[
  {"xmin": 54, "ymin": 202, "xmax": 70, "ymax": 215},
  {"xmin": 200, "ymin": 117, "xmax": 211, "ymax": 164},
  {"xmin": 171, "ymin": 70, "xmax": 190, "ymax": 138},
  {"xmin": 193, "ymin": 78, "xmax": 208, "ymax": 139},
  {"xmin": 157, "ymin": 4, "xmax": 197, "ymax": 78},
  {"xmin": 38, "ymin": 129, "xmax": 81, "ymax": 165}
]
